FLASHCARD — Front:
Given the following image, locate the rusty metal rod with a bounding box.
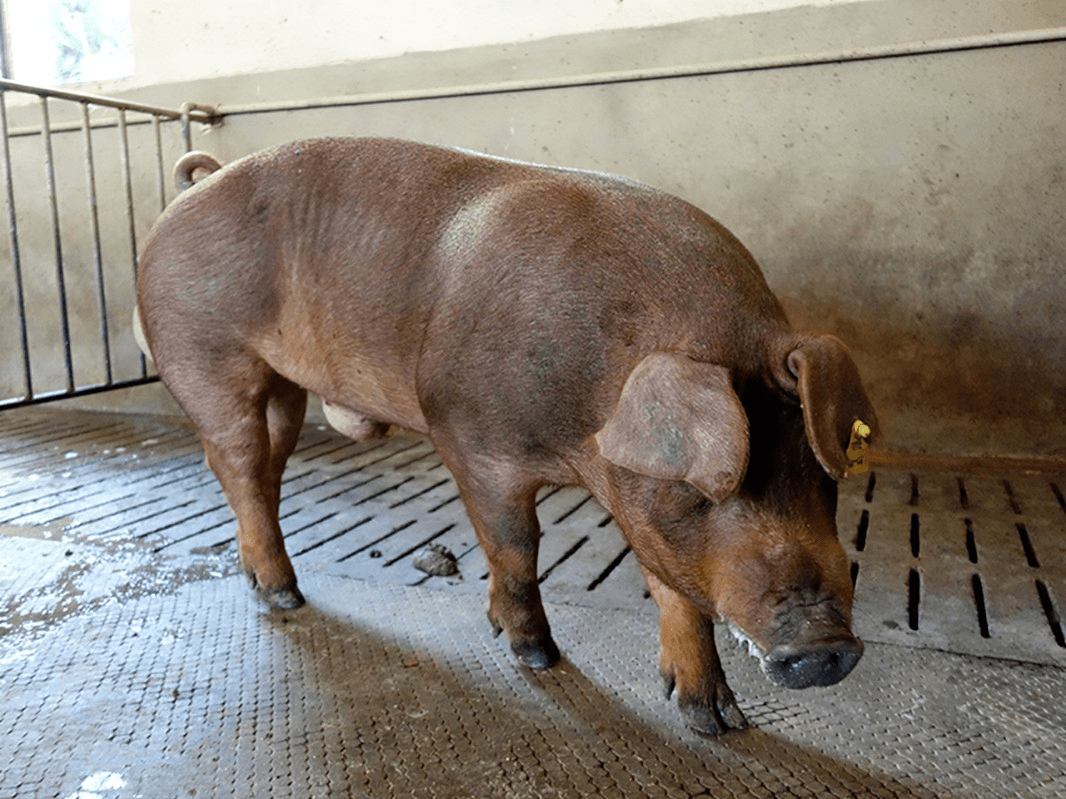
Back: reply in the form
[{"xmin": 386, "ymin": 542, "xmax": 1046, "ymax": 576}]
[
  {"xmin": 0, "ymin": 376, "xmax": 161, "ymax": 410},
  {"xmin": 151, "ymin": 115, "xmax": 167, "ymax": 213},
  {"xmin": 0, "ymin": 78, "xmax": 217, "ymax": 122},
  {"xmin": 7, "ymin": 114, "xmax": 178, "ymax": 140},
  {"xmin": 115, "ymin": 108, "xmax": 147, "ymax": 379},
  {"xmin": 0, "ymin": 91, "xmax": 32, "ymax": 401},
  {"xmin": 179, "ymin": 102, "xmax": 196, "ymax": 153},
  {"xmin": 216, "ymin": 26, "xmax": 1066, "ymax": 117},
  {"xmin": 81, "ymin": 101, "xmax": 113, "ymax": 386},
  {"xmin": 39, "ymin": 95, "xmax": 75, "ymax": 395}
]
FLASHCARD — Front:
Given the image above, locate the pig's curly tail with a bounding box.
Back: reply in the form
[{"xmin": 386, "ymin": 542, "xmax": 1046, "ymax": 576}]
[{"xmin": 173, "ymin": 151, "xmax": 222, "ymax": 192}]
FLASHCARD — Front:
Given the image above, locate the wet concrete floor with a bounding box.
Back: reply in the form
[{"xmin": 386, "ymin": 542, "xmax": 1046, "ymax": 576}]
[{"xmin": 1, "ymin": 408, "xmax": 1065, "ymax": 798}]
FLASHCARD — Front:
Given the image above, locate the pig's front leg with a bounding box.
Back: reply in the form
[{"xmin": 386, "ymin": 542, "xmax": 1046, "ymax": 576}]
[
  {"xmin": 643, "ymin": 569, "xmax": 749, "ymax": 736},
  {"xmin": 440, "ymin": 451, "xmax": 560, "ymax": 669},
  {"xmin": 476, "ymin": 496, "xmax": 560, "ymax": 669}
]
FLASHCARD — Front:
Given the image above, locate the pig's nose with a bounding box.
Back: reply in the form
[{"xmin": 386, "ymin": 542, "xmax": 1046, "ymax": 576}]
[{"xmin": 764, "ymin": 635, "xmax": 864, "ymax": 689}]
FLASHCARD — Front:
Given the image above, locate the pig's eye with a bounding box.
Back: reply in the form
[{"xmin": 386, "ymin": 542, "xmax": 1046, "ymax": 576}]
[
  {"xmin": 662, "ymin": 481, "xmax": 714, "ymax": 517},
  {"xmin": 690, "ymin": 493, "xmax": 714, "ymax": 516}
]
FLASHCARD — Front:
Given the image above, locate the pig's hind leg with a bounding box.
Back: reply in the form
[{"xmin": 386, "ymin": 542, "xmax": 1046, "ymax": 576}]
[
  {"xmin": 643, "ymin": 569, "xmax": 749, "ymax": 736},
  {"xmin": 435, "ymin": 446, "xmax": 560, "ymax": 669},
  {"xmin": 168, "ymin": 358, "xmax": 308, "ymax": 610}
]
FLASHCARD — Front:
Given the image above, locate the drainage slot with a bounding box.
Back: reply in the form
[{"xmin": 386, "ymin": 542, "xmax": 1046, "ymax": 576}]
[
  {"xmin": 428, "ymin": 493, "xmax": 462, "ymax": 512},
  {"xmin": 910, "ymin": 513, "xmax": 920, "ymax": 558},
  {"xmin": 295, "ymin": 438, "xmax": 368, "ymax": 461},
  {"xmin": 1016, "ymin": 523, "xmax": 1040, "ymax": 568},
  {"xmin": 336, "ymin": 519, "xmax": 417, "ymax": 561},
  {"xmin": 854, "ymin": 509, "xmax": 869, "ymax": 552},
  {"xmin": 335, "ymin": 438, "xmax": 425, "ymax": 466},
  {"xmin": 535, "ymin": 486, "xmax": 564, "ymax": 506},
  {"xmin": 971, "ymin": 574, "xmax": 990, "ymax": 638},
  {"xmin": 907, "ymin": 569, "xmax": 921, "ymax": 630},
  {"xmin": 391, "ymin": 449, "xmax": 440, "ymax": 470},
  {"xmin": 1051, "ymin": 482, "xmax": 1066, "ymax": 513},
  {"xmin": 909, "ymin": 474, "xmax": 919, "ymax": 507},
  {"xmin": 538, "ymin": 536, "xmax": 589, "ymax": 583},
  {"xmin": 849, "ymin": 561, "xmax": 859, "ymax": 588},
  {"xmin": 138, "ymin": 503, "xmax": 229, "ymax": 539},
  {"xmin": 964, "ymin": 518, "xmax": 978, "ymax": 564},
  {"xmin": 864, "ymin": 472, "xmax": 877, "ymax": 503},
  {"xmin": 554, "ymin": 494, "xmax": 593, "ymax": 524},
  {"xmin": 1002, "ymin": 479, "xmax": 1023, "ymax": 514},
  {"xmin": 388, "ymin": 478, "xmax": 451, "ymax": 508},
  {"xmin": 957, "ymin": 478, "xmax": 969, "ymax": 511},
  {"xmin": 292, "ymin": 516, "xmax": 373, "ymax": 557},
  {"xmin": 289, "ymin": 471, "xmax": 381, "ymax": 502},
  {"xmin": 1034, "ymin": 580, "xmax": 1066, "ymax": 648},
  {"xmin": 353, "ymin": 476, "xmax": 417, "ymax": 506},
  {"xmin": 587, "ymin": 545, "xmax": 631, "ymax": 591},
  {"xmin": 383, "ymin": 523, "xmax": 457, "ymax": 566},
  {"xmin": 282, "ymin": 511, "xmax": 338, "ymax": 541}
]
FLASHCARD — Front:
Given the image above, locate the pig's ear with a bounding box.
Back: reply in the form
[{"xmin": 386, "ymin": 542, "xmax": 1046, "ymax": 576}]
[
  {"xmin": 595, "ymin": 353, "xmax": 749, "ymax": 503},
  {"xmin": 778, "ymin": 335, "xmax": 880, "ymax": 480}
]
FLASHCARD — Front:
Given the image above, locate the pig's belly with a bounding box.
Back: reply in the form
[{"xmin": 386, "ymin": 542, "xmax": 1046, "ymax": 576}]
[{"xmin": 260, "ymin": 337, "xmax": 429, "ymax": 435}]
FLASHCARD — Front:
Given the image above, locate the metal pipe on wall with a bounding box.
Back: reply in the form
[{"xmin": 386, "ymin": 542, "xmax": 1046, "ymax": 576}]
[{"xmin": 215, "ymin": 27, "xmax": 1066, "ymax": 117}]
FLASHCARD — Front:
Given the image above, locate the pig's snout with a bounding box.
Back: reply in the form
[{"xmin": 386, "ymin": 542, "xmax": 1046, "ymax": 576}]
[{"xmin": 763, "ymin": 634, "xmax": 863, "ymax": 689}]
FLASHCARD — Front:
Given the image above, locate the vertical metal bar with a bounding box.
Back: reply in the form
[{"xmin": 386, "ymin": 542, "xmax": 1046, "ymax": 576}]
[
  {"xmin": 81, "ymin": 101, "xmax": 112, "ymax": 385},
  {"xmin": 117, "ymin": 108, "xmax": 147, "ymax": 378},
  {"xmin": 39, "ymin": 95, "xmax": 75, "ymax": 394},
  {"xmin": 0, "ymin": 90, "xmax": 32, "ymax": 400},
  {"xmin": 0, "ymin": 5, "xmax": 12, "ymax": 80},
  {"xmin": 180, "ymin": 103, "xmax": 193, "ymax": 152},
  {"xmin": 151, "ymin": 114, "xmax": 167, "ymax": 213},
  {"xmin": 117, "ymin": 109, "xmax": 138, "ymax": 263}
]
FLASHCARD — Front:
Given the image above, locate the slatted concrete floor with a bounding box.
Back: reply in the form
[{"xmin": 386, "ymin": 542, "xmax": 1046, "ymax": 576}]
[{"xmin": 1, "ymin": 407, "xmax": 1065, "ymax": 798}]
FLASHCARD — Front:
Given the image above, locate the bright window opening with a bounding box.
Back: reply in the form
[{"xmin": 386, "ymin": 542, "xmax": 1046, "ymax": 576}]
[{"xmin": 4, "ymin": 0, "xmax": 133, "ymax": 85}]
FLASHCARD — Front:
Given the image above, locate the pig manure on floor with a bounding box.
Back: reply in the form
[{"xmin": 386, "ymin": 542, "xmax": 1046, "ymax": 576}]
[{"xmin": 413, "ymin": 544, "xmax": 461, "ymax": 577}]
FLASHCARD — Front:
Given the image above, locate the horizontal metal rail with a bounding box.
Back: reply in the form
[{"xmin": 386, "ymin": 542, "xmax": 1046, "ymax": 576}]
[
  {"xmin": 216, "ymin": 26, "xmax": 1066, "ymax": 117},
  {"xmin": 0, "ymin": 78, "xmax": 218, "ymax": 122},
  {"xmin": 0, "ymin": 82, "xmax": 217, "ymax": 411}
]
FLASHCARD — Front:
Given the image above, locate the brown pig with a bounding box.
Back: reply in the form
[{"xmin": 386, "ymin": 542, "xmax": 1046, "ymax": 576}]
[{"xmin": 134, "ymin": 138, "xmax": 878, "ymax": 736}]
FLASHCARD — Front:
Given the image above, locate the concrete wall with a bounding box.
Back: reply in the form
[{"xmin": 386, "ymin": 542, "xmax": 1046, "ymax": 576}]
[
  {"xmin": 118, "ymin": 0, "xmax": 874, "ymax": 90},
  {"xmin": 4, "ymin": 0, "xmax": 1064, "ymax": 462}
]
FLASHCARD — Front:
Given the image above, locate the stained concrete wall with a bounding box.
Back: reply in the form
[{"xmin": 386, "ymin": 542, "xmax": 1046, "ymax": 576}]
[
  {"xmin": 118, "ymin": 0, "xmax": 875, "ymax": 90},
  {"xmin": 4, "ymin": 0, "xmax": 1064, "ymax": 462}
]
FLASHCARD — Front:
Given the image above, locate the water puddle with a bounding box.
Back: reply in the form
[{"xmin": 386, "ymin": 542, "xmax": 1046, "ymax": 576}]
[
  {"xmin": 0, "ymin": 521, "xmax": 235, "ymax": 642},
  {"xmin": 63, "ymin": 771, "xmax": 127, "ymax": 799}
]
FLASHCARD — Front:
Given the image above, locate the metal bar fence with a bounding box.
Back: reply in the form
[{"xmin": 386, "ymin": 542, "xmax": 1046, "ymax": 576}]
[{"xmin": 0, "ymin": 80, "xmax": 217, "ymax": 410}]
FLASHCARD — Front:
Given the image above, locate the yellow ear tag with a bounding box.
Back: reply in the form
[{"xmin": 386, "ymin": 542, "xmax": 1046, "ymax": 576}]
[{"xmin": 846, "ymin": 419, "xmax": 872, "ymax": 476}]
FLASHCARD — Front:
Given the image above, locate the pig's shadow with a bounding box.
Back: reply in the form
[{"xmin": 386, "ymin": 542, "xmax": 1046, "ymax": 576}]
[
  {"xmin": 264, "ymin": 601, "xmax": 948, "ymax": 798},
  {"xmin": 520, "ymin": 654, "xmax": 949, "ymax": 798}
]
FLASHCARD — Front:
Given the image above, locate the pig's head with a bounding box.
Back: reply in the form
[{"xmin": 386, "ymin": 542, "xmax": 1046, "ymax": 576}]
[{"xmin": 594, "ymin": 334, "xmax": 877, "ymax": 690}]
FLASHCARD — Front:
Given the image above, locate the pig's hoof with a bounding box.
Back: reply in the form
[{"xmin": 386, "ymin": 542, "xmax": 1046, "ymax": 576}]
[
  {"xmin": 251, "ymin": 579, "xmax": 306, "ymax": 610},
  {"xmin": 677, "ymin": 693, "xmax": 750, "ymax": 737},
  {"xmin": 260, "ymin": 585, "xmax": 306, "ymax": 610},
  {"xmin": 680, "ymin": 701, "xmax": 749, "ymax": 737},
  {"xmin": 666, "ymin": 674, "xmax": 749, "ymax": 737},
  {"xmin": 243, "ymin": 566, "xmax": 305, "ymax": 610},
  {"xmin": 511, "ymin": 637, "xmax": 561, "ymax": 670}
]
